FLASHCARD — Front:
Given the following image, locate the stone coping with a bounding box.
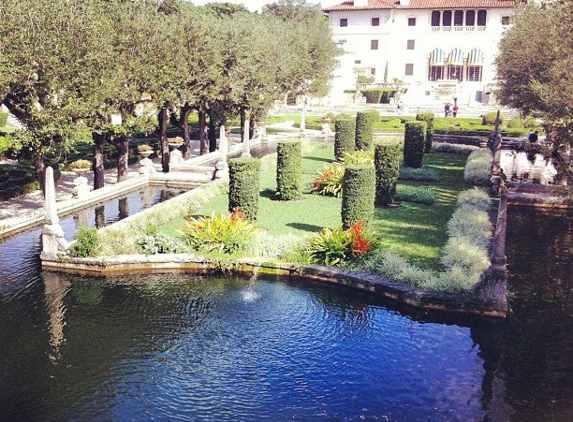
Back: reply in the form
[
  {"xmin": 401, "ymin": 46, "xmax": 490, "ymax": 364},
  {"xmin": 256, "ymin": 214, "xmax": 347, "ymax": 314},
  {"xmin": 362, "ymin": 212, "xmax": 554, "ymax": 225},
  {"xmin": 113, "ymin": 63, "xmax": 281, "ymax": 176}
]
[{"xmin": 41, "ymin": 254, "xmax": 507, "ymax": 319}]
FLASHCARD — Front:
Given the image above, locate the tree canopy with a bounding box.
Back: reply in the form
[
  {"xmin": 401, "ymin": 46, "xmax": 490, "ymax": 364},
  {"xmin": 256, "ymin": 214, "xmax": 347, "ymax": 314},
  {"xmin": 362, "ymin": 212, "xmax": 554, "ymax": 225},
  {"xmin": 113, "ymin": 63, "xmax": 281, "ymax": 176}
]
[
  {"xmin": 496, "ymin": 0, "xmax": 573, "ymax": 146},
  {"xmin": 0, "ymin": 0, "xmax": 339, "ymax": 186}
]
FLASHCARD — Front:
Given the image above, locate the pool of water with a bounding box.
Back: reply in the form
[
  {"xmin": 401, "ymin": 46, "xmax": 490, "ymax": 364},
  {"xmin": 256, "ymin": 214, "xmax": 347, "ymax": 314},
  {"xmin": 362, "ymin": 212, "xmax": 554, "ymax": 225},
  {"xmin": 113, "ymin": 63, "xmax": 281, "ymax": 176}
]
[{"xmin": 1, "ymin": 272, "xmax": 501, "ymax": 421}]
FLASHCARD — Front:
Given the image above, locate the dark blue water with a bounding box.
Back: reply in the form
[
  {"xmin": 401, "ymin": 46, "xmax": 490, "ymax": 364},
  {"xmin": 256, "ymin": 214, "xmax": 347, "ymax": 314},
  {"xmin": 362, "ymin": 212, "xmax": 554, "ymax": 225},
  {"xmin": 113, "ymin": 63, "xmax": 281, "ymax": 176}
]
[
  {"xmin": 1, "ymin": 272, "xmax": 496, "ymax": 422},
  {"xmin": 0, "ymin": 190, "xmax": 571, "ymax": 421}
]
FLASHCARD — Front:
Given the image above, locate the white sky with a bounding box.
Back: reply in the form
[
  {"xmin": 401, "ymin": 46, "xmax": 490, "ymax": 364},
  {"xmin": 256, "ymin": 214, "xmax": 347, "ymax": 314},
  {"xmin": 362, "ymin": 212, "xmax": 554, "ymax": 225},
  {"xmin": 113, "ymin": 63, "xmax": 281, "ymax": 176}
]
[{"xmin": 189, "ymin": 1, "xmax": 340, "ymax": 13}]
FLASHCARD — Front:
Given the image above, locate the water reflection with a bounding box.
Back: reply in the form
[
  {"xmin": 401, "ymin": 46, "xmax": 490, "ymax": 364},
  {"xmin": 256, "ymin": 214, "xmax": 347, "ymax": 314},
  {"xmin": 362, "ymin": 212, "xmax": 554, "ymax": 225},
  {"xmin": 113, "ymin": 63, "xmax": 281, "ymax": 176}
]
[{"xmin": 500, "ymin": 206, "xmax": 573, "ymax": 421}]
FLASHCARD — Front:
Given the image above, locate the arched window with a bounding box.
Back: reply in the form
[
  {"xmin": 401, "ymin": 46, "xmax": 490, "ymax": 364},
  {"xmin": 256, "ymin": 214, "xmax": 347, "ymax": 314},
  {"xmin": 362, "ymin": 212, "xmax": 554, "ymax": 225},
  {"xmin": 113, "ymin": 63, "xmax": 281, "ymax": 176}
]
[
  {"xmin": 466, "ymin": 48, "xmax": 483, "ymax": 82},
  {"xmin": 428, "ymin": 48, "xmax": 445, "ymax": 81}
]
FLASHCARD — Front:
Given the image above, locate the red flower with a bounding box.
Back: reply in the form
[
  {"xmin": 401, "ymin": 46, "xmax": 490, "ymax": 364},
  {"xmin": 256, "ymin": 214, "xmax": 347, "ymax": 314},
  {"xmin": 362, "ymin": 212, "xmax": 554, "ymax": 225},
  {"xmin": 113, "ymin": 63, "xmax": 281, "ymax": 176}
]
[
  {"xmin": 351, "ymin": 235, "xmax": 371, "ymax": 256},
  {"xmin": 230, "ymin": 207, "xmax": 245, "ymax": 222}
]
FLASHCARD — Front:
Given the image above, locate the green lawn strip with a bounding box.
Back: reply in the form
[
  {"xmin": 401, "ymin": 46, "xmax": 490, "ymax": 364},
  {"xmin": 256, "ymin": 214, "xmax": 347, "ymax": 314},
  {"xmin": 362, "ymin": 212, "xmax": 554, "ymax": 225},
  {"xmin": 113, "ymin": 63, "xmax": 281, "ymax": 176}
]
[{"xmin": 161, "ymin": 146, "xmax": 468, "ymax": 271}]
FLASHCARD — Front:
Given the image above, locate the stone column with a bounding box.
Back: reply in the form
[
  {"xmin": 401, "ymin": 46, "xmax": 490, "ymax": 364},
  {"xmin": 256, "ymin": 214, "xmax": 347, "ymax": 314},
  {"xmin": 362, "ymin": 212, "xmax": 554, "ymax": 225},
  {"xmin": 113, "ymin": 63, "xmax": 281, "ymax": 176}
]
[
  {"xmin": 215, "ymin": 125, "xmax": 229, "ymax": 179},
  {"xmin": 241, "ymin": 119, "xmax": 251, "ymax": 158},
  {"xmin": 41, "ymin": 167, "xmax": 69, "ymax": 260}
]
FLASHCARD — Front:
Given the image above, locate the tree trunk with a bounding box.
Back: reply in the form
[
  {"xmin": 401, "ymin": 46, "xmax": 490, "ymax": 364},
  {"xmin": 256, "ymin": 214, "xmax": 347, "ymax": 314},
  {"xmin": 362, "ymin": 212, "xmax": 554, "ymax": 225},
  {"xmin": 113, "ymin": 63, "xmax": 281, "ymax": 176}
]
[
  {"xmin": 92, "ymin": 132, "xmax": 106, "ymax": 190},
  {"xmin": 158, "ymin": 105, "xmax": 170, "ymax": 172},
  {"xmin": 180, "ymin": 102, "xmax": 192, "ymax": 159},
  {"xmin": 112, "ymin": 134, "xmax": 129, "ymax": 182},
  {"xmin": 199, "ymin": 110, "xmax": 208, "ymax": 155},
  {"xmin": 240, "ymin": 107, "xmax": 247, "ymax": 142},
  {"xmin": 35, "ymin": 152, "xmax": 46, "ymax": 198},
  {"xmin": 208, "ymin": 111, "xmax": 217, "ymax": 152}
]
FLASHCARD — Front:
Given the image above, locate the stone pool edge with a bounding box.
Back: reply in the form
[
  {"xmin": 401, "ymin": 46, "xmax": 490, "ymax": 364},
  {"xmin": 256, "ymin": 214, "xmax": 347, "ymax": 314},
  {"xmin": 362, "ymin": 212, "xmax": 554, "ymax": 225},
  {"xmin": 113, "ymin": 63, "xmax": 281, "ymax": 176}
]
[{"xmin": 41, "ymin": 254, "xmax": 507, "ymax": 319}]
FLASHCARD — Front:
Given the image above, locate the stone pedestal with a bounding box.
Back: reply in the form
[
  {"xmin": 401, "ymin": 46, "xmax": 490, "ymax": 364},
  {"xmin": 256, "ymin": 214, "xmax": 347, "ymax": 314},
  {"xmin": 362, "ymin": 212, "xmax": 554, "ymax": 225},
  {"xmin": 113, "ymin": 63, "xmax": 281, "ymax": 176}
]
[
  {"xmin": 169, "ymin": 149, "xmax": 184, "ymax": 168},
  {"xmin": 139, "ymin": 157, "xmax": 156, "ymax": 175},
  {"xmin": 41, "ymin": 167, "xmax": 69, "ymax": 260},
  {"xmin": 72, "ymin": 175, "xmax": 89, "ymax": 199}
]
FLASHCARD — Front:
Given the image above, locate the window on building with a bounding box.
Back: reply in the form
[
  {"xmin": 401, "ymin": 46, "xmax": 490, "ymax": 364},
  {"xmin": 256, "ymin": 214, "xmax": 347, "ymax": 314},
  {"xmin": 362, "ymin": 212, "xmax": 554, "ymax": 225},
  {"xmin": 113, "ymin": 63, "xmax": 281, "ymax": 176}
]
[
  {"xmin": 501, "ymin": 16, "xmax": 511, "ymax": 25},
  {"xmin": 447, "ymin": 65, "xmax": 463, "ymax": 81},
  {"xmin": 466, "ymin": 66, "xmax": 482, "ymax": 82},
  {"xmin": 340, "ymin": 18, "xmax": 348, "ymax": 27},
  {"xmin": 477, "ymin": 10, "xmax": 487, "ymax": 26},
  {"xmin": 405, "ymin": 63, "xmax": 414, "ymax": 76},
  {"xmin": 407, "ymin": 39, "xmax": 415, "ymax": 50},
  {"xmin": 370, "ymin": 40, "xmax": 379, "ymax": 50},
  {"xmin": 431, "ymin": 11, "xmax": 440, "ymax": 27},
  {"xmin": 408, "ymin": 17, "xmax": 416, "ymax": 26},
  {"xmin": 372, "ymin": 17, "xmax": 380, "ymax": 26},
  {"xmin": 454, "ymin": 10, "xmax": 464, "ymax": 26},
  {"xmin": 465, "ymin": 10, "xmax": 475, "ymax": 26},
  {"xmin": 428, "ymin": 66, "xmax": 443, "ymax": 81},
  {"xmin": 370, "ymin": 68, "xmax": 376, "ymax": 75},
  {"xmin": 443, "ymin": 10, "xmax": 452, "ymax": 27},
  {"xmin": 354, "ymin": 60, "xmax": 362, "ymax": 64}
]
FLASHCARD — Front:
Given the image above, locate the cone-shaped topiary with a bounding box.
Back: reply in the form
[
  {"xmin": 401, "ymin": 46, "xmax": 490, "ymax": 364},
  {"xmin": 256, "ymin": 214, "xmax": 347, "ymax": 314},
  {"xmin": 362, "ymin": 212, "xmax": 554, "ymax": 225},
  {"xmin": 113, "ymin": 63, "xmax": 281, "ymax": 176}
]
[
  {"xmin": 416, "ymin": 112, "xmax": 435, "ymax": 153},
  {"xmin": 355, "ymin": 109, "xmax": 379, "ymax": 151},
  {"xmin": 341, "ymin": 164, "xmax": 375, "ymax": 229},
  {"xmin": 334, "ymin": 118, "xmax": 356, "ymax": 161},
  {"xmin": 228, "ymin": 157, "xmax": 260, "ymax": 221},
  {"xmin": 374, "ymin": 141, "xmax": 401, "ymax": 207},
  {"xmin": 276, "ymin": 140, "xmax": 303, "ymax": 200},
  {"xmin": 403, "ymin": 121, "xmax": 426, "ymax": 168}
]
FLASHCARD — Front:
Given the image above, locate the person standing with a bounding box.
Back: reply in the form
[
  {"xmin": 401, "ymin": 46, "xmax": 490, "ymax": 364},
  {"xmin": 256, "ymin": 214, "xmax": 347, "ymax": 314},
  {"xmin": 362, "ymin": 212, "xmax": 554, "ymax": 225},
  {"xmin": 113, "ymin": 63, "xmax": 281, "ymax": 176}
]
[
  {"xmin": 452, "ymin": 104, "xmax": 458, "ymax": 117},
  {"xmin": 444, "ymin": 103, "xmax": 450, "ymax": 117}
]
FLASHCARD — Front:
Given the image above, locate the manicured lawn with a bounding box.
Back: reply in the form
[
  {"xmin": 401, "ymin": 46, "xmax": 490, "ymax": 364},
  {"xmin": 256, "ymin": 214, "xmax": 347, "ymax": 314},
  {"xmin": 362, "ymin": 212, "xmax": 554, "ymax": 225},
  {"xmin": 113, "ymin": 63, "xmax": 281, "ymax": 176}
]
[{"xmin": 164, "ymin": 143, "xmax": 470, "ymax": 271}]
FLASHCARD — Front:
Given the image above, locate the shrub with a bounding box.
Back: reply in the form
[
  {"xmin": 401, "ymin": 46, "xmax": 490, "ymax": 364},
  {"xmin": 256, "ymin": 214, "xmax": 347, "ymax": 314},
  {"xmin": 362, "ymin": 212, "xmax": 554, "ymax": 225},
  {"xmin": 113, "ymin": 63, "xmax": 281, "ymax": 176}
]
[
  {"xmin": 355, "ymin": 109, "xmax": 379, "ymax": 151},
  {"xmin": 432, "ymin": 142, "xmax": 478, "ymax": 155},
  {"xmin": 440, "ymin": 237, "xmax": 490, "ymax": 276},
  {"xmin": 394, "ymin": 185, "xmax": 436, "ymax": 205},
  {"xmin": 482, "ymin": 112, "xmax": 504, "ymax": 125},
  {"xmin": 447, "ymin": 207, "xmax": 492, "ymax": 248},
  {"xmin": 307, "ymin": 221, "xmax": 374, "ymax": 267},
  {"xmin": 276, "ymin": 140, "xmax": 302, "ymax": 200},
  {"xmin": 136, "ymin": 227, "xmax": 185, "ymax": 255},
  {"xmin": 228, "ymin": 157, "xmax": 260, "ymax": 221},
  {"xmin": 456, "ymin": 187, "xmax": 490, "ymax": 212},
  {"xmin": 341, "ymin": 165, "xmax": 375, "ymax": 229},
  {"xmin": 398, "ymin": 165, "xmax": 440, "ymax": 182},
  {"xmin": 360, "ymin": 89, "xmax": 383, "ymax": 104},
  {"xmin": 374, "ymin": 141, "xmax": 401, "ymax": 207},
  {"xmin": 334, "ymin": 118, "xmax": 356, "ymax": 161},
  {"xmin": 506, "ymin": 116, "xmax": 523, "ymax": 129},
  {"xmin": 70, "ymin": 227, "xmax": 101, "ymax": 257},
  {"xmin": 416, "ymin": 112, "xmax": 435, "ymax": 153},
  {"xmin": 180, "ymin": 208, "xmax": 257, "ymax": 254},
  {"xmin": 343, "ymin": 150, "xmax": 374, "ymax": 165},
  {"xmin": 403, "ymin": 121, "xmax": 426, "ymax": 168},
  {"xmin": 310, "ymin": 162, "xmax": 345, "ymax": 197},
  {"xmin": 248, "ymin": 232, "xmax": 307, "ymax": 261},
  {"xmin": 464, "ymin": 148, "xmax": 493, "ymax": 186},
  {"xmin": 0, "ymin": 111, "xmax": 8, "ymax": 127}
]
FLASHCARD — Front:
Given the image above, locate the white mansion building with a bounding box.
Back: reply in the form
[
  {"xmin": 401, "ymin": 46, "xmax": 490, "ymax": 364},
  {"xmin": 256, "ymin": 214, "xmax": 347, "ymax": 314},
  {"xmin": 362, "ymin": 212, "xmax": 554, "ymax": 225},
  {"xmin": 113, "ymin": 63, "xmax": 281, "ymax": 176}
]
[{"xmin": 323, "ymin": 0, "xmax": 517, "ymax": 106}]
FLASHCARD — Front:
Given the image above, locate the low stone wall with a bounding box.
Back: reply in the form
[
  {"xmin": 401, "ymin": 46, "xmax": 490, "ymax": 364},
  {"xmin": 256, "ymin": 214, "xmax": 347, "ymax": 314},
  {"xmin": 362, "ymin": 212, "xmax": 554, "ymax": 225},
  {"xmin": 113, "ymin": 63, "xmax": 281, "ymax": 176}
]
[{"xmin": 42, "ymin": 253, "xmax": 507, "ymax": 319}]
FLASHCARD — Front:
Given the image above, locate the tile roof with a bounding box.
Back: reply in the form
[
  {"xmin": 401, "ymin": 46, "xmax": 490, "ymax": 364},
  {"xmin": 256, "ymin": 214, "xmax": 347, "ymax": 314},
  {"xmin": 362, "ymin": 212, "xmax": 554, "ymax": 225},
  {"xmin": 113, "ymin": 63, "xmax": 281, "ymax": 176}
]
[{"xmin": 324, "ymin": 0, "xmax": 516, "ymax": 11}]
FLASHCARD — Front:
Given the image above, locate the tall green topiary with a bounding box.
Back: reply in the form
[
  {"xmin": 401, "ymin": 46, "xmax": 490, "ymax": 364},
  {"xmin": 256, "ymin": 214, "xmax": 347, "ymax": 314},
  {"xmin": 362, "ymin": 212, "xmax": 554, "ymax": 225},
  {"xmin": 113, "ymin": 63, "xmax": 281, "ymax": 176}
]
[
  {"xmin": 276, "ymin": 140, "xmax": 302, "ymax": 200},
  {"xmin": 334, "ymin": 118, "xmax": 356, "ymax": 161},
  {"xmin": 416, "ymin": 112, "xmax": 434, "ymax": 153},
  {"xmin": 403, "ymin": 121, "xmax": 426, "ymax": 168},
  {"xmin": 355, "ymin": 109, "xmax": 379, "ymax": 151},
  {"xmin": 228, "ymin": 157, "xmax": 260, "ymax": 221},
  {"xmin": 374, "ymin": 141, "xmax": 401, "ymax": 207},
  {"xmin": 341, "ymin": 164, "xmax": 375, "ymax": 230}
]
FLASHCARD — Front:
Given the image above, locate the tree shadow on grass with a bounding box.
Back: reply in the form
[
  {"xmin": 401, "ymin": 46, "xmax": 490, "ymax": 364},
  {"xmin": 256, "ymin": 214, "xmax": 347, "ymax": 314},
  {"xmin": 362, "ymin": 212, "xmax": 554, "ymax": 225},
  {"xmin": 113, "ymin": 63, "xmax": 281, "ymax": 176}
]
[
  {"xmin": 303, "ymin": 156, "xmax": 334, "ymax": 163},
  {"xmin": 287, "ymin": 222, "xmax": 324, "ymax": 233}
]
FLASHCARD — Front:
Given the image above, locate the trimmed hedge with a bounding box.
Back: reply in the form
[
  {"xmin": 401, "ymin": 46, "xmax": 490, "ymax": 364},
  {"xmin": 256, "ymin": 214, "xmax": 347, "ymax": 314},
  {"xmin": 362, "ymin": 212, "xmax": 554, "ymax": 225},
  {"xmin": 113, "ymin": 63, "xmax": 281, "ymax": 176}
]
[
  {"xmin": 334, "ymin": 118, "xmax": 356, "ymax": 161},
  {"xmin": 416, "ymin": 112, "xmax": 435, "ymax": 153},
  {"xmin": 374, "ymin": 142, "xmax": 401, "ymax": 207},
  {"xmin": 276, "ymin": 140, "xmax": 302, "ymax": 200},
  {"xmin": 403, "ymin": 121, "xmax": 426, "ymax": 168},
  {"xmin": 0, "ymin": 112, "xmax": 8, "ymax": 127},
  {"xmin": 341, "ymin": 164, "xmax": 375, "ymax": 229},
  {"xmin": 360, "ymin": 88, "xmax": 399, "ymax": 104},
  {"xmin": 355, "ymin": 109, "xmax": 379, "ymax": 151},
  {"xmin": 228, "ymin": 157, "xmax": 260, "ymax": 221}
]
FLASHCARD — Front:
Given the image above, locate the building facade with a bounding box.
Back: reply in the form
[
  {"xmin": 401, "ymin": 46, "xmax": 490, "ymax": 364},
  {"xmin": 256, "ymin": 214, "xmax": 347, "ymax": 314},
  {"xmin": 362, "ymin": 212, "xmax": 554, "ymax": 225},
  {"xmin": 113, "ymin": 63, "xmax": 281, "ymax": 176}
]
[{"xmin": 323, "ymin": 0, "xmax": 517, "ymax": 106}]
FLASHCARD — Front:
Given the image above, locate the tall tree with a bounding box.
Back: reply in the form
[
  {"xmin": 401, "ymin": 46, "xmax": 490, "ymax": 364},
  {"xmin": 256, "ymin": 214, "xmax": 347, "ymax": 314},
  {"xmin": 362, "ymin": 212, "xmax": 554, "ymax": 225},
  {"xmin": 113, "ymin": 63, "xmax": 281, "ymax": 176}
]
[{"xmin": 496, "ymin": 1, "xmax": 573, "ymax": 147}]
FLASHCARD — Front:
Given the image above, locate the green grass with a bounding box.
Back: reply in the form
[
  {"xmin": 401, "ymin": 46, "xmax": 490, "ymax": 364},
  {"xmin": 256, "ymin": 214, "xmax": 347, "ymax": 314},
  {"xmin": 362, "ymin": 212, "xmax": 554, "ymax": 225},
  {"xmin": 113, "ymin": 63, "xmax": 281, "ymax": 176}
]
[{"xmin": 163, "ymin": 144, "xmax": 469, "ymax": 271}]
